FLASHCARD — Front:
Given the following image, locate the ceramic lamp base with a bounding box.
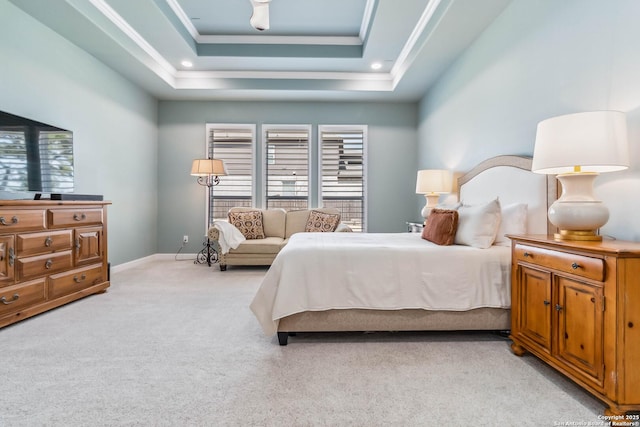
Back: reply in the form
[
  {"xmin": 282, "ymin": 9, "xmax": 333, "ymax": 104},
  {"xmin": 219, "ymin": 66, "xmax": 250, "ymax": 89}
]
[{"xmin": 548, "ymin": 173, "xmax": 608, "ymax": 241}]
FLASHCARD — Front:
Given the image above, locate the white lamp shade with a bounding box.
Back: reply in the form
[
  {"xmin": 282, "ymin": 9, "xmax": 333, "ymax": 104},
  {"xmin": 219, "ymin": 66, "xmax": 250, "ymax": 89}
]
[
  {"xmin": 190, "ymin": 159, "xmax": 227, "ymax": 176},
  {"xmin": 532, "ymin": 111, "xmax": 629, "ymax": 174},
  {"xmin": 415, "ymin": 169, "xmax": 452, "ymax": 194}
]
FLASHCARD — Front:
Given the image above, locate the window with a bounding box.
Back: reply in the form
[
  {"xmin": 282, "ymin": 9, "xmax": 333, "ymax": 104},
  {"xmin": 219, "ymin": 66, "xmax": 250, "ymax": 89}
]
[
  {"xmin": 206, "ymin": 124, "xmax": 255, "ymax": 221},
  {"xmin": 319, "ymin": 126, "xmax": 366, "ymax": 232},
  {"xmin": 263, "ymin": 125, "xmax": 311, "ymax": 211}
]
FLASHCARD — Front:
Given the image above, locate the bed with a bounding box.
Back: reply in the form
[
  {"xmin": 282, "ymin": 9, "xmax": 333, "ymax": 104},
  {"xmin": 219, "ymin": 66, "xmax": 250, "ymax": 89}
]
[{"xmin": 250, "ymin": 155, "xmax": 556, "ymax": 345}]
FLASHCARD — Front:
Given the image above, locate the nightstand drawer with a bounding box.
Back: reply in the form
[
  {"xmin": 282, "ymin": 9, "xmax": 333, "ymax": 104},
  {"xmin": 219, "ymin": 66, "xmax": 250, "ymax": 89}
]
[{"xmin": 514, "ymin": 244, "xmax": 604, "ymax": 282}]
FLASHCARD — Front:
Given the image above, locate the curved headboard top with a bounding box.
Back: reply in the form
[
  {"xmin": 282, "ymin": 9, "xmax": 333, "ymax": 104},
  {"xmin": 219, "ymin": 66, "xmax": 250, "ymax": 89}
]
[{"xmin": 457, "ymin": 155, "xmax": 556, "ymax": 236}]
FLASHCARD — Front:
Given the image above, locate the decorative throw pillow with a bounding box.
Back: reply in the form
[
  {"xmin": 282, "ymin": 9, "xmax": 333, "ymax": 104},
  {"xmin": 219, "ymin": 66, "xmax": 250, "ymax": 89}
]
[
  {"xmin": 421, "ymin": 209, "xmax": 459, "ymax": 245},
  {"xmin": 228, "ymin": 210, "xmax": 265, "ymax": 239},
  {"xmin": 494, "ymin": 203, "xmax": 528, "ymax": 247},
  {"xmin": 305, "ymin": 210, "xmax": 341, "ymax": 232},
  {"xmin": 454, "ymin": 198, "xmax": 502, "ymax": 249}
]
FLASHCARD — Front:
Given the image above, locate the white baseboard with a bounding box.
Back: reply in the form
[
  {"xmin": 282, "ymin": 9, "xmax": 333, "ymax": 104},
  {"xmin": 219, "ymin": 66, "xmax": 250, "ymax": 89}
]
[{"xmin": 111, "ymin": 253, "xmax": 197, "ymax": 273}]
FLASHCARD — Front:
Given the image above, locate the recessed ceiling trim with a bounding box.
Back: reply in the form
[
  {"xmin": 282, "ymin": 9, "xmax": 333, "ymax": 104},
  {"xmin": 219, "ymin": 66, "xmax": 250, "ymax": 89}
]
[
  {"xmin": 88, "ymin": 0, "xmax": 176, "ymax": 78},
  {"xmin": 175, "ymin": 70, "xmax": 393, "ymax": 81},
  {"xmin": 196, "ymin": 35, "xmax": 362, "ymax": 46},
  {"xmin": 390, "ymin": 0, "xmax": 448, "ymax": 88},
  {"xmin": 166, "ymin": 0, "xmax": 200, "ymax": 40},
  {"xmin": 359, "ymin": 0, "xmax": 377, "ymax": 40}
]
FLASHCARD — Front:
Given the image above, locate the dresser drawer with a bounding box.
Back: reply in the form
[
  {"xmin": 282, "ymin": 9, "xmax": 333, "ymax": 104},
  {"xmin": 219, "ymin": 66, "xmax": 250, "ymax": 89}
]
[
  {"xmin": 16, "ymin": 251, "xmax": 73, "ymax": 281},
  {"xmin": 514, "ymin": 244, "xmax": 604, "ymax": 282},
  {"xmin": 0, "ymin": 279, "xmax": 46, "ymax": 317},
  {"xmin": 49, "ymin": 265, "xmax": 104, "ymax": 299},
  {"xmin": 0, "ymin": 209, "xmax": 46, "ymax": 232},
  {"xmin": 16, "ymin": 230, "xmax": 73, "ymax": 257},
  {"xmin": 47, "ymin": 208, "xmax": 103, "ymax": 228}
]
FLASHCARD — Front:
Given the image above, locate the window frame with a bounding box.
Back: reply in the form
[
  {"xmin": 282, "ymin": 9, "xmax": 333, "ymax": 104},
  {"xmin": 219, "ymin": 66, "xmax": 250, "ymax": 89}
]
[{"xmin": 318, "ymin": 124, "xmax": 368, "ymax": 232}]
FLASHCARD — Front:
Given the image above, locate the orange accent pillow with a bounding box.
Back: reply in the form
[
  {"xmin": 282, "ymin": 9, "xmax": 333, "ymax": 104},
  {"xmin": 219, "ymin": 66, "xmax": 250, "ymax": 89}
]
[{"xmin": 421, "ymin": 209, "xmax": 459, "ymax": 245}]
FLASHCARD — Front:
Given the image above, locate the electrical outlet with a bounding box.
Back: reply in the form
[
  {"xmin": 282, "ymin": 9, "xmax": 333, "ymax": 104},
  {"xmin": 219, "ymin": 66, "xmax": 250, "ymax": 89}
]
[{"xmin": 183, "ymin": 235, "xmax": 188, "ymax": 244}]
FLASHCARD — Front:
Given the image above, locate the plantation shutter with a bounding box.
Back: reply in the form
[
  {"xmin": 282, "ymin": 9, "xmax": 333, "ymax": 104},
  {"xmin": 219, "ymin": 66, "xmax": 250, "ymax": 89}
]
[
  {"xmin": 320, "ymin": 127, "xmax": 365, "ymax": 232},
  {"xmin": 208, "ymin": 126, "xmax": 254, "ymax": 221},
  {"xmin": 264, "ymin": 128, "xmax": 309, "ymax": 211}
]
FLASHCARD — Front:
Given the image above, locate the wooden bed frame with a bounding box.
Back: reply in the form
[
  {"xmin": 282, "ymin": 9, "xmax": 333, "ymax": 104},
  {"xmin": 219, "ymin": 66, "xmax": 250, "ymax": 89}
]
[{"xmin": 275, "ymin": 155, "xmax": 557, "ymax": 345}]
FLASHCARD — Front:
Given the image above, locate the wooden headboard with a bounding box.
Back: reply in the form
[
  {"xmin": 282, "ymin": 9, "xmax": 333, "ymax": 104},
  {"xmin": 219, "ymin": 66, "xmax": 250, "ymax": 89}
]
[{"xmin": 457, "ymin": 155, "xmax": 557, "ymax": 235}]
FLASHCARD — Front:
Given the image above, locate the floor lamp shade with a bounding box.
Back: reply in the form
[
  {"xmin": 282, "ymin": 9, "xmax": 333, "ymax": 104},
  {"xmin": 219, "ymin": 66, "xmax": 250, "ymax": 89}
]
[
  {"xmin": 532, "ymin": 111, "xmax": 629, "ymax": 240},
  {"xmin": 416, "ymin": 169, "xmax": 452, "ymax": 219},
  {"xmin": 190, "ymin": 159, "xmax": 228, "ymax": 177}
]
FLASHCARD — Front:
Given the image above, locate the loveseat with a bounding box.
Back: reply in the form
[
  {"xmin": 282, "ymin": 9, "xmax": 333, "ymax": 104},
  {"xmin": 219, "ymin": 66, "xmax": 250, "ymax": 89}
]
[{"xmin": 207, "ymin": 207, "xmax": 351, "ymax": 270}]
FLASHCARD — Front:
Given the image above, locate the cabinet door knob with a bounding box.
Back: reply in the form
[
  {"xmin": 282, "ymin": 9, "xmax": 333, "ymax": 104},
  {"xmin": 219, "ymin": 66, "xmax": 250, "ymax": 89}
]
[
  {"xmin": 543, "ymin": 300, "xmax": 551, "ymax": 306},
  {"xmin": 555, "ymin": 304, "xmax": 563, "ymax": 311},
  {"xmin": 571, "ymin": 262, "xmax": 580, "ymax": 270},
  {"xmin": 523, "ymin": 252, "xmax": 531, "ymax": 258}
]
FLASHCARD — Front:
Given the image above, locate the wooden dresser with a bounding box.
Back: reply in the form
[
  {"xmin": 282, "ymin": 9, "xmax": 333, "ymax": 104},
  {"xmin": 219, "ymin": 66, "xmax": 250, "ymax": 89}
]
[
  {"xmin": 0, "ymin": 200, "xmax": 110, "ymax": 328},
  {"xmin": 509, "ymin": 235, "xmax": 640, "ymax": 416}
]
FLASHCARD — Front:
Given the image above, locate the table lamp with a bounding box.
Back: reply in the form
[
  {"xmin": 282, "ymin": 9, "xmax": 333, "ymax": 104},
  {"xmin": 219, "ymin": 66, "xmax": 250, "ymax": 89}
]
[
  {"xmin": 415, "ymin": 169, "xmax": 452, "ymax": 219},
  {"xmin": 532, "ymin": 111, "xmax": 629, "ymax": 241}
]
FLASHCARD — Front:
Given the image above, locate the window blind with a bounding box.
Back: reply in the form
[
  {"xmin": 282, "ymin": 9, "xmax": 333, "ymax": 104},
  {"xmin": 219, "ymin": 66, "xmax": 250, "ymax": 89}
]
[
  {"xmin": 0, "ymin": 129, "xmax": 28, "ymax": 191},
  {"xmin": 264, "ymin": 128, "xmax": 309, "ymax": 211},
  {"xmin": 320, "ymin": 127, "xmax": 365, "ymax": 232},
  {"xmin": 208, "ymin": 126, "xmax": 254, "ymax": 220}
]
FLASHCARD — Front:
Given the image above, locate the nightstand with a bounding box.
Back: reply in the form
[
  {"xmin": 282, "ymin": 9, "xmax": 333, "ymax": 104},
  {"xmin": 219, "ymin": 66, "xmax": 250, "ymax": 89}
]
[
  {"xmin": 508, "ymin": 235, "xmax": 640, "ymax": 416},
  {"xmin": 406, "ymin": 221, "xmax": 424, "ymax": 233}
]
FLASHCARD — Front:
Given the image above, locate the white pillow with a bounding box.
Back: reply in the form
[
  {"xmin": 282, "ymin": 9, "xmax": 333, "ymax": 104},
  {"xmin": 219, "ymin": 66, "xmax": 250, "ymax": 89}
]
[
  {"xmin": 494, "ymin": 203, "xmax": 528, "ymax": 247},
  {"xmin": 454, "ymin": 198, "xmax": 501, "ymax": 249}
]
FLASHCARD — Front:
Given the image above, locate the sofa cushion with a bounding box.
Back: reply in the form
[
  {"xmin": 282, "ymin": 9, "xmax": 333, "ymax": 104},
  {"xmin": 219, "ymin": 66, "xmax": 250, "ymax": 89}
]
[
  {"xmin": 229, "ymin": 237, "xmax": 285, "ymax": 254},
  {"xmin": 305, "ymin": 210, "xmax": 341, "ymax": 232},
  {"xmin": 285, "ymin": 208, "xmax": 340, "ymax": 238},
  {"xmin": 229, "ymin": 207, "xmax": 285, "ymax": 238},
  {"xmin": 228, "ymin": 210, "xmax": 265, "ymax": 239}
]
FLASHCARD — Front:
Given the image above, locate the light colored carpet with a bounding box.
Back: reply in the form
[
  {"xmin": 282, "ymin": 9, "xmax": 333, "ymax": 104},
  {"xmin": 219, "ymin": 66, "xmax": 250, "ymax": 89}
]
[{"xmin": 0, "ymin": 257, "xmax": 605, "ymax": 426}]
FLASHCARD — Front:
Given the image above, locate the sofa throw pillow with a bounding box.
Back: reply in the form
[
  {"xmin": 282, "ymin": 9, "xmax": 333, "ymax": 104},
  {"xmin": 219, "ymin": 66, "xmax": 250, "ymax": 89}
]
[
  {"xmin": 228, "ymin": 210, "xmax": 265, "ymax": 239},
  {"xmin": 305, "ymin": 210, "xmax": 341, "ymax": 232},
  {"xmin": 421, "ymin": 209, "xmax": 459, "ymax": 245}
]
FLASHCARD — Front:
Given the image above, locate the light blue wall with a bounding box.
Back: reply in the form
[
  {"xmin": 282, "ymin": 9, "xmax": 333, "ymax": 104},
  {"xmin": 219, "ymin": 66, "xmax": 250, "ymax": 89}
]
[
  {"xmin": 418, "ymin": 0, "xmax": 640, "ymax": 241},
  {"xmin": 157, "ymin": 101, "xmax": 418, "ymax": 253},
  {"xmin": 0, "ymin": 0, "xmax": 159, "ymax": 265}
]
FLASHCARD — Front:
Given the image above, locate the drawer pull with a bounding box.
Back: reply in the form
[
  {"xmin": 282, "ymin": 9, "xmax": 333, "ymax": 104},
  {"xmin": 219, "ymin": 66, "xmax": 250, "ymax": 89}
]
[
  {"xmin": 523, "ymin": 252, "xmax": 532, "ymax": 258},
  {"xmin": 555, "ymin": 304, "xmax": 563, "ymax": 311},
  {"xmin": 73, "ymin": 274, "xmax": 87, "ymax": 283},
  {"xmin": 0, "ymin": 293, "xmax": 19, "ymax": 305},
  {"xmin": 44, "ymin": 236, "xmax": 53, "ymax": 247},
  {"xmin": 543, "ymin": 300, "xmax": 551, "ymax": 306},
  {"xmin": 571, "ymin": 262, "xmax": 580, "ymax": 270},
  {"xmin": 0, "ymin": 216, "xmax": 18, "ymax": 226},
  {"xmin": 45, "ymin": 259, "xmax": 53, "ymax": 269},
  {"xmin": 73, "ymin": 213, "xmax": 87, "ymax": 221}
]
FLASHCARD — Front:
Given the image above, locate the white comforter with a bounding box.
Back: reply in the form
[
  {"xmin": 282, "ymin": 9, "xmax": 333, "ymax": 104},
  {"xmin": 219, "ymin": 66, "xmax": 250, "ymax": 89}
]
[{"xmin": 250, "ymin": 232, "xmax": 511, "ymax": 335}]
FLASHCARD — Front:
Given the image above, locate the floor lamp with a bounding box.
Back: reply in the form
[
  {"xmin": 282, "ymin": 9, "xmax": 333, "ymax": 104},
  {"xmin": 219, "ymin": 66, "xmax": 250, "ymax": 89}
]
[{"xmin": 191, "ymin": 158, "xmax": 227, "ymax": 266}]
